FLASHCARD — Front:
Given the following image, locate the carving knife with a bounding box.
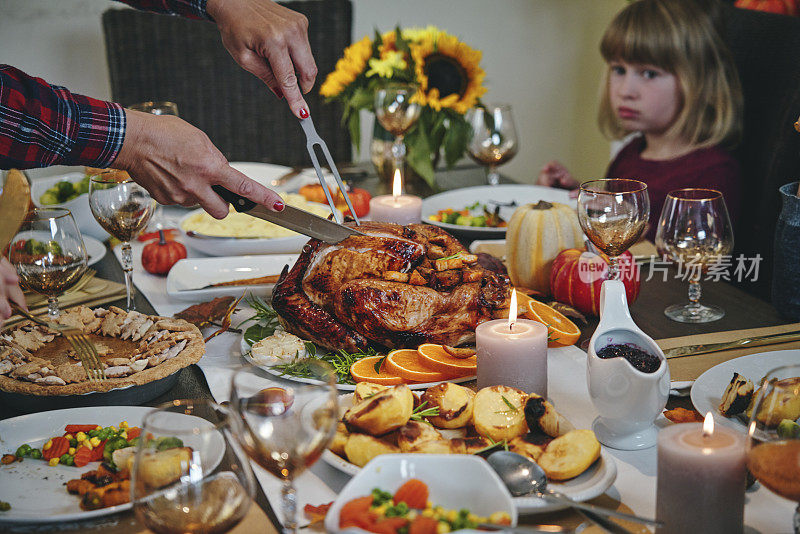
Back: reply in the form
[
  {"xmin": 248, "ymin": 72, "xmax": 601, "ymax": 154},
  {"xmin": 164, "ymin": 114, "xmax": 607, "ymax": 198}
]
[{"xmin": 212, "ymin": 186, "xmax": 364, "ymax": 244}]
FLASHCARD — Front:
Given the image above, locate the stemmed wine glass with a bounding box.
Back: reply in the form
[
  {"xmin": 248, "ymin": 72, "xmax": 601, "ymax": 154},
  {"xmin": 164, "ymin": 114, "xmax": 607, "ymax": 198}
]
[
  {"xmin": 230, "ymin": 362, "xmax": 338, "ymax": 533},
  {"xmin": 577, "ymin": 179, "xmax": 650, "ymax": 280},
  {"xmin": 655, "ymin": 189, "xmax": 733, "ymax": 323},
  {"xmin": 132, "ymin": 399, "xmax": 256, "ymax": 534},
  {"xmin": 375, "ymin": 83, "xmax": 422, "ymax": 177},
  {"xmin": 466, "ymin": 104, "xmax": 519, "ymax": 186},
  {"xmin": 88, "ymin": 171, "xmax": 156, "ymax": 310},
  {"xmin": 746, "ymin": 364, "xmax": 800, "ymax": 533},
  {"xmin": 8, "ymin": 208, "xmax": 88, "ymax": 319}
]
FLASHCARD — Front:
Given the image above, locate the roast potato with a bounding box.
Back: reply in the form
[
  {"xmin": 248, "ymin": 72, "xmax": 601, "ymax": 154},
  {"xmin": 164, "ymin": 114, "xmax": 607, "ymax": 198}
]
[
  {"xmin": 745, "ymin": 377, "xmax": 800, "ymax": 427},
  {"xmin": 344, "ymin": 433, "xmax": 400, "ymax": 467},
  {"xmin": 353, "ymin": 382, "xmax": 389, "ymax": 404},
  {"xmin": 524, "ymin": 394, "xmax": 574, "ymax": 437},
  {"xmin": 329, "ymin": 422, "xmax": 349, "ymax": 456},
  {"xmin": 397, "ymin": 420, "xmax": 443, "ymax": 452},
  {"xmin": 538, "ymin": 429, "xmax": 601, "ymax": 481},
  {"xmin": 137, "ymin": 447, "xmax": 193, "ymax": 488},
  {"xmin": 473, "ymin": 385, "xmax": 529, "ymax": 442},
  {"xmin": 344, "ymin": 384, "xmax": 414, "ymax": 436},
  {"xmin": 508, "ymin": 435, "xmax": 548, "ymax": 462},
  {"xmin": 421, "ymin": 382, "xmax": 475, "ymax": 429}
]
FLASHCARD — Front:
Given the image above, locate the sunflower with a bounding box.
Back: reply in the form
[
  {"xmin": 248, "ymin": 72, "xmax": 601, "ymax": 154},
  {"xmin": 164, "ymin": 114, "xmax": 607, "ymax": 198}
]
[
  {"xmin": 410, "ymin": 32, "xmax": 486, "ymax": 114},
  {"xmin": 366, "ymin": 51, "xmax": 407, "ymax": 79},
  {"xmin": 320, "ymin": 36, "xmax": 373, "ymax": 97}
]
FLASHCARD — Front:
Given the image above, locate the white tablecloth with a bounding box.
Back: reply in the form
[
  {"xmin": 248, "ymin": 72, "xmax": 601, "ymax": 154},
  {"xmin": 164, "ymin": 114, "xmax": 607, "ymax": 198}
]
[{"xmin": 113, "ymin": 212, "xmax": 794, "ymax": 532}]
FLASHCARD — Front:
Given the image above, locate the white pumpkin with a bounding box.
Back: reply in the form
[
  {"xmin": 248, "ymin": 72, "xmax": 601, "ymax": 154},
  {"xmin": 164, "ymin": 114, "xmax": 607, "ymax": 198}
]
[{"xmin": 506, "ymin": 201, "xmax": 584, "ymax": 294}]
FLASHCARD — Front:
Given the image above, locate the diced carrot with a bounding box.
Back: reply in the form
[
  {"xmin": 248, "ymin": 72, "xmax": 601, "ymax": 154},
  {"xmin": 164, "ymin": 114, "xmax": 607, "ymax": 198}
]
[
  {"xmin": 393, "ymin": 479, "xmax": 428, "ymax": 509},
  {"xmin": 339, "ymin": 496, "xmax": 374, "ymax": 528},
  {"xmin": 73, "ymin": 446, "xmax": 93, "ymax": 467},
  {"xmin": 126, "ymin": 427, "xmax": 141, "ymax": 440},
  {"xmin": 89, "ymin": 441, "xmax": 105, "ymax": 462},
  {"xmin": 340, "ymin": 511, "xmax": 375, "ymax": 531},
  {"xmin": 64, "ymin": 426, "xmax": 88, "ymax": 436},
  {"xmin": 43, "ymin": 437, "xmax": 69, "ymax": 461},
  {"xmin": 409, "ymin": 516, "xmax": 440, "ymax": 534},
  {"xmin": 369, "ymin": 517, "xmax": 408, "ymax": 534}
]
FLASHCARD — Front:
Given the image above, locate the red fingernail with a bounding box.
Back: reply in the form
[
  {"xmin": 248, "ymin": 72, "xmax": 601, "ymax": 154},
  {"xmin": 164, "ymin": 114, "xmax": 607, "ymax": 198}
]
[
  {"xmin": 299, "ymin": 108, "xmax": 309, "ymax": 119},
  {"xmin": 273, "ymin": 200, "xmax": 285, "ymax": 211}
]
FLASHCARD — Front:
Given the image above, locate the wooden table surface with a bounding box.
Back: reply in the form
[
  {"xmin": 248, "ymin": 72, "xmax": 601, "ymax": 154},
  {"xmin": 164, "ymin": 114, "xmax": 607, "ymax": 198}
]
[{"xmin": 1, "ymin": 164, "xmax": 789, "ymax": 532}]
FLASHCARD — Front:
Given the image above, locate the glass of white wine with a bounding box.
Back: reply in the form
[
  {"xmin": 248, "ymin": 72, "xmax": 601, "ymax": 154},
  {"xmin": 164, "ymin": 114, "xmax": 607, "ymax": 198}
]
[
  {"xmin": 655, "ymin": 188, "xmax": 733, "ymax": 323},
  {"xmin": 9, "ymin": 208, "xmax": 87, "ymax": 319},
  {"xmin": 132, "ymin": 399, "xmax": 256, "ymax": 534},
  {"xmin": 466, "ymin": 104, "xmax": 518, "ymax": 186},
  {"xmin": 375, "ymin": 83, "xmax": 422, "ymax": 177},
  {"xmin": 88, "ymin": 171, "xmax": 156, "ymax": 310},
  {"xmin": 230, "ymin": 362, "xmax": 338, "ymax": 533}
]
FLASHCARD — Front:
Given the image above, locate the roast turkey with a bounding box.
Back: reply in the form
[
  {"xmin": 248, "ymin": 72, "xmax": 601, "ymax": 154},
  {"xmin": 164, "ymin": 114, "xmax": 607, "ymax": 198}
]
[{"xmin": 272, "ymin": 222, "xmax": 510, "ymax": 351}]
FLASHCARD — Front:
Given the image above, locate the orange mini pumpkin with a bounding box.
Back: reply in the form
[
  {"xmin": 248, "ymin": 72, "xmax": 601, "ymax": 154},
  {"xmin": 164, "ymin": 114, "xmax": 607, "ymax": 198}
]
[
  {"xmin": 734, "ymin": 0, "xmax": 798, "ymax": 15},
  {"xmin": 141, "ymin": 230, "xmax": 186, "ymax": 275}
]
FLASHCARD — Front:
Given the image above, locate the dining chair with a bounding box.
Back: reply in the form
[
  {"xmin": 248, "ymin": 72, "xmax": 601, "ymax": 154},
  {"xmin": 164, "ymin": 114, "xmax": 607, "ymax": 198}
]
[
  {"xmin": 100, "ymin": 0, "xmax": 353, "ymax": 167},
  {"xmin": 720, "ymin": 5, "xmax": 800, "ymax": 300}
]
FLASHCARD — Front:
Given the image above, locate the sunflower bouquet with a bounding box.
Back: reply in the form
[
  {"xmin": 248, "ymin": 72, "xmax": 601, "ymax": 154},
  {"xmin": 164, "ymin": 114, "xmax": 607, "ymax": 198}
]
[{"xmin": 320, "ymin": 26, "xmax": 487, "ymax": 188}]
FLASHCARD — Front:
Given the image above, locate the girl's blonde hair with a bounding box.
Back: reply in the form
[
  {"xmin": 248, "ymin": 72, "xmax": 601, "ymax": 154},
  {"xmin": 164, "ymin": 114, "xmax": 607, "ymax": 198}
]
[{"xmin": 597, "ymin": 0, "xmax": 743, "ymax": 149}]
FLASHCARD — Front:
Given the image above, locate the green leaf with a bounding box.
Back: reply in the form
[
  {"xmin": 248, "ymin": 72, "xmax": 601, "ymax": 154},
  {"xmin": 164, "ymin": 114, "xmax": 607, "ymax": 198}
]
[
  {"xmin": 404, "ymin": 127, "xmax": 436, "ymax": 188},
  {"xmin": 443, "ymin": 115, "xmax": 471, "ymax": 168},
  {"xmin": 348, "ymin": 112, "xmax": 361, "ymax": 156},
  {"xmin": 373, "ymin": 353, "xmax": 388, "ymax": 374},
  {"xmin": 243, "ymin": 323, "xmax": 277, "ymax": 347}
]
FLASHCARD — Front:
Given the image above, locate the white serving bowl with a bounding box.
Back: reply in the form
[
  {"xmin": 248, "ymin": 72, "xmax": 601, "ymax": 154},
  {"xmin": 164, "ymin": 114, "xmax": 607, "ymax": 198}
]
[
  {"xmin": 30, "ymin": 172, "xmax": 107, "ymax": 240},
  {"xmin": 324, "ymin": 454, "xmax": 517, "ymax": 533}
]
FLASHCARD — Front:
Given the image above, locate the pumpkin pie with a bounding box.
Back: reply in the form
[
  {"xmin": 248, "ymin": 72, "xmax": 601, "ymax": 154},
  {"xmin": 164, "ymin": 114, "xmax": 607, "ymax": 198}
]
[{"xmin": 0, "ymin": 305, "xmax": 205, "ymax": 396}]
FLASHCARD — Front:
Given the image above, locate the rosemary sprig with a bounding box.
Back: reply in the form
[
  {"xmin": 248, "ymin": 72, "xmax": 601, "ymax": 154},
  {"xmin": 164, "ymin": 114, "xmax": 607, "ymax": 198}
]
[
  {"xmin": 271, "ymin": 347, "xmax": 379, "ymax": 386},
  {"xmin": 239, "ymin": 294, "xmax": 282, "ymax": 346},
  {"xmin": 410, "ymin": 401, "xmax": 440, "ymax": 422},
  {"xmin": 495, "ymin": 395, "xmax": 519, "ymax": 415},
  {"xmin": 437, "ymin": 252, "xmax": 463, "ymax": 262}
]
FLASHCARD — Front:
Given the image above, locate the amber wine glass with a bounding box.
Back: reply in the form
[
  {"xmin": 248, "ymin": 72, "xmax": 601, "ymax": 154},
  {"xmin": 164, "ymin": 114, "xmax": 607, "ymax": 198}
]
[
  {"xmin": 375, "ymin": 83, "xmax": 422, "ymax": 177},
  {"xmin": 577, "ymin": 179, "xmax": 649, "ymax": 280},
  {"xmin": 230, "ymin": 362, "xmax": 338, "ymax": 533},
  {"xmin": 132, "ymin": 399, "xmax": 256, "ymax": 534},
  {"xmin": 9, "ymin": 208, "xmax": 87, "ymax": 319},
  {"xmin": 88, "ymin": 172, "xmax": 156, "ymax": 310},
  {"xmin": 746, "ymin": 364, "xmax": 800, "ymax": 533},
  {"xmin": 466, "ymin": 104, "xmax": 519, "ymax": 186},
  {"xmin": 655, "ymin": 189, "xmax": 733, "ymax": 323}
]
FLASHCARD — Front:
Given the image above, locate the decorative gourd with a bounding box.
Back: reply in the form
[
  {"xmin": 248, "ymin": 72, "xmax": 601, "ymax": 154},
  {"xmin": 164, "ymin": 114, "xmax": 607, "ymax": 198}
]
[
  {"xmin": 734, "ymin": 0, "xmax": 798, "ymax": 15},
  {"xmin": 506, "ymin": 201, "xmax": 584, "ymax": 294},
  {"xmin": 141, "ymin": 230, "xmax": 187, "ymax": 275}
]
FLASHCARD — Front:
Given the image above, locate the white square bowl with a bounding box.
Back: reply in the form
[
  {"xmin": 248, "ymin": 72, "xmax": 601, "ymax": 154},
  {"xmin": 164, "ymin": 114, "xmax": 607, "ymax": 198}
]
[
  {"xmin": 324, "ymin": 454, "xmax": 517, "ymax": 533},
  {"xmin": 30, "ymin": 171, "xmax": 107, "ymax": 240}
]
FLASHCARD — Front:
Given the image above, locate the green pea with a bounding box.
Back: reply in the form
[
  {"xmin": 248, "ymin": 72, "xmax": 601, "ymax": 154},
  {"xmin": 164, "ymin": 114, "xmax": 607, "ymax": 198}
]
[
  {"xmin": 59, "ymin": 453, "xmax": 72, "ymax": 465},
  {"xmin": 29, "ymin": 449, "xmax": 42, "ymax": 459},
  {"xmin": 15, "ymin": 444, "xmax": 31, "ymax": 457},
  {"xmin": 69, "ymin": 438, "xmax": 78, "ymax": 448},
  {"xmin": 88, "ymin": 429, "xmax": 100, "ymax": 438},
  {"xmin": 0, "ymin": 501, "xmax": 10, "ymax": 512}
]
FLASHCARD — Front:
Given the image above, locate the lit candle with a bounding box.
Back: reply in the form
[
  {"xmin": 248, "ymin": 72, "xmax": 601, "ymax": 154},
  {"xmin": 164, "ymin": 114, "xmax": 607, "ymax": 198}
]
[
  {"xmin": 476, "ymin": 290, "xmax": 549, "ymax": 396},
  {"xmin": 368, "ymin": 169, "xmax": 422, "ymax": 224},
  {"xmin": 656, "ymin": 413, "xmax": 746, "ymax": 534}
]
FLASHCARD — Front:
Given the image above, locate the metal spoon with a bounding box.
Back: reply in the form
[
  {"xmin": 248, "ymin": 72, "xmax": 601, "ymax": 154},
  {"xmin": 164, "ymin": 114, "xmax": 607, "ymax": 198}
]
[{"xmin": 487, "ymin": 451, "xmax": 662, "ymax": 532}]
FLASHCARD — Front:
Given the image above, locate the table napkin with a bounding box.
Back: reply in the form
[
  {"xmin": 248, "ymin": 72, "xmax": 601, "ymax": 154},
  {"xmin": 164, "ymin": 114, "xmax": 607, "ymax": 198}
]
[{"xmin": 658, "ymin": 322, "xmax": 800, "ymax": 382}]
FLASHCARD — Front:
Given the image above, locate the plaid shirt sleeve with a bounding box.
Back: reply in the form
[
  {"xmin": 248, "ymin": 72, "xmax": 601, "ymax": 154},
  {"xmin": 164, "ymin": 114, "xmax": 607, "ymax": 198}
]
[
  {"xmin": 0, "ymin": 65, "xmax": 126, "ymax": 169},
  {"xmin": 113, "ymin": 0, "xmax": 211, "ymax": 20}
]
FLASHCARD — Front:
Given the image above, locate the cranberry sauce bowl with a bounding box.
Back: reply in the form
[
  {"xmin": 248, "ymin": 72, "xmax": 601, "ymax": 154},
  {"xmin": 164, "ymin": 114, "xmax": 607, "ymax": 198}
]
[{"xmin": 586, "ymin": 280, "xmax": 669, "ymax": 451}]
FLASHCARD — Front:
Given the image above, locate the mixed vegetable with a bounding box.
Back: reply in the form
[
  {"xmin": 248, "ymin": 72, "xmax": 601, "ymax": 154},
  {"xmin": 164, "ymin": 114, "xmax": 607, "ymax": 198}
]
[
  {"xmin": 11, "ymin": 238, "xmax": 63, "ymax": 257},
  {"xmin": 428, "ymin": 202, "xmax": 507, "ymax": 228},
  {"xmin": 38, "ymin": 175, "xmax": 92, "ymax": 205}
]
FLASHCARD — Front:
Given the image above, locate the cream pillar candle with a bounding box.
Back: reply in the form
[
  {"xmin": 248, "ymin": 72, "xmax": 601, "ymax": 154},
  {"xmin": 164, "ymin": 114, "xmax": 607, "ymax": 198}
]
[
  {"xmin": 656, "ymin": 413, "xmax": 746, "ymax": 534},
  {"xmin": 369, "ymin": 169, "xmax": 422, "ymax": 224},
  {"xmin": 476, "ymin": 290, "xmax": 549, "ymax": 396}
]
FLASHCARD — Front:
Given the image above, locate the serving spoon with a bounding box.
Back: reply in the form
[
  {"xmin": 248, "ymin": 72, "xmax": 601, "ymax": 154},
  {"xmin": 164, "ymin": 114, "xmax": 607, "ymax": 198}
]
[{"xmin": 487, "ymin": 451, "xmax": 662, "ymax": 533}]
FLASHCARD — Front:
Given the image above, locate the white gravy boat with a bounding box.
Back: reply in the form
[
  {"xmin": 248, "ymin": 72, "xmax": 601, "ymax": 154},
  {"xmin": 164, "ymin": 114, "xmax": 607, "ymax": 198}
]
[{"xmin": 586, "ymin": 279, "xmax": 670, "ymax": 450}]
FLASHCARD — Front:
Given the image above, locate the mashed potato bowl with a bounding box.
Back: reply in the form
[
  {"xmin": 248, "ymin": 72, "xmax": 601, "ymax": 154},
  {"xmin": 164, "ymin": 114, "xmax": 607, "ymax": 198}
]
[{"xmin": 179, "ymin": 193, "xmax": 334, "ymax": 256}]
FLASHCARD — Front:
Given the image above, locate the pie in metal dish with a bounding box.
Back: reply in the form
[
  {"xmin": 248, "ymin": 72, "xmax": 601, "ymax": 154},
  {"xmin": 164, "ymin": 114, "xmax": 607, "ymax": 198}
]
[{"xmin": 0, "ymin": 305, "xmax": 205, "ymax": 396}]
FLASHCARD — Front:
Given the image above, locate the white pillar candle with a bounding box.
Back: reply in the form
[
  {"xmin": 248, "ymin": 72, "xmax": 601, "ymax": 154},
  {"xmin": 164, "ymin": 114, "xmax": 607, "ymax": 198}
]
[
  {"xmin": 369, "ymin": 169, "xmax": 422, "ymax": 225},
  {"xmin": 656, "ymin": 413, "xmax": 746, "ymax": 534},
  {"xmin": 476, "ymin": 290, "xmax": 549, "ymax": 396}
]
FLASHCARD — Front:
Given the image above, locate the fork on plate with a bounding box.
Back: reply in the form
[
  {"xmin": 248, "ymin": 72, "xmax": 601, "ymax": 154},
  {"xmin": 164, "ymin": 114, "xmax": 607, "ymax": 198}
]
[{"xmin": 11, "ymin": 303, "xmax": 105, "ymax": 382}]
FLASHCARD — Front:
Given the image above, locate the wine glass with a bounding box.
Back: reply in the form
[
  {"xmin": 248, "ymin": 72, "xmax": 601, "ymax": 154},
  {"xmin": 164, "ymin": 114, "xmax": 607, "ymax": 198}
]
[
  {"xmin": 655, "ymin": 189, "xmax": 734, "ymax": 323},
  {"xmin": 8, "ymin": 208, "xmax": 87, "ymax": 319},
  {"xmin": 746, "ymin": 364, "xmax": 800, "ymax": 533},
  {"xmin": 466, "ymin": 104, "xmax": 519, "ymax": 186},
  {"xmin": 230, "ymin": 362, "xmax": 338, "ymax": 533},
  {"xmin": 132, "ymin": 399, "xmax": 256, "ymax": 534},
  {"xmin": 374, "ymin": 83, "xmax": 422, "ymax": 177},
  {"xmin": 88, "ymin": 171, "xmax": 156, "ymax": 310},
  {"xmin": 577, "ymin": 179, "xmax": 650, "ymax": 280}
]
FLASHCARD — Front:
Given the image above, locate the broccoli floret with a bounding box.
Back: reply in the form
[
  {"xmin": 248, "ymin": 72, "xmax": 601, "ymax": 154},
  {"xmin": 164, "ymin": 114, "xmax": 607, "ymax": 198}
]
[{"xmin": 155, "ymin": 437, "xmax": 184, "ymax": 451}]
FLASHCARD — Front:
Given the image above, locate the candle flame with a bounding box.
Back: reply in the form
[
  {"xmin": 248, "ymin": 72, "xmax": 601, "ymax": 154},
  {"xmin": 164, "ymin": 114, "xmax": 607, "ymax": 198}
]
[
  {"xmin": 703, "ymin": 412, "xmax": 714, "ymax": 437},
  {"xmin": 392, "ymin": 169, "xmax": 402, "ymax": 200},
  {"xmin": 508, "ymin": 289, "xmax": 517, "ymax": 330}
]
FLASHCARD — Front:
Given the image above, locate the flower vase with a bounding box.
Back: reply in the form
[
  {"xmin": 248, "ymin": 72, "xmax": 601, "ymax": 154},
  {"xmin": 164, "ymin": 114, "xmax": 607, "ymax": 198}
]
[
  {"xmin": 772, "ymin": 182, "xmax": 800, "ymax": 320},
  {"xmin": 370, "ymin": 122, "xmax": 438, "ymax": 197}
]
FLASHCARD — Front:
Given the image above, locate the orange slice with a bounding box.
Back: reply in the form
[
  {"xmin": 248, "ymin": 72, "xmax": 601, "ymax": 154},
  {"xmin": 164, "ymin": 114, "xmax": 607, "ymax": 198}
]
[
  {"xmin": 525, "ymin": 300, "xmax": 581, "ymax": 347},
  {"xmin": 514, "ymin": 289, "xmax": 536, "ymax": 309},
  {"xmin": 385, "ymin": 349, "xmax": 454, "ymax": 383},
  {"xmin": 417, "ymin": 343, "xmax": 477, "ymax": 377},
  {"xmin": 349, "ymin": 356, "xmax": 404, "ymax": 385}
]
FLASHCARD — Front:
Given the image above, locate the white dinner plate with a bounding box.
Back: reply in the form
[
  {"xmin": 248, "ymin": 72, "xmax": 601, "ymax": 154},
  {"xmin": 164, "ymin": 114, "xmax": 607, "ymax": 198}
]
[
  {"xmin": 690, "ymin": 349, "xmax": 800, "ymax": 430},
  {"xmin": 322, "ymin": 395, "xmax": 617, "ymax": 513},
  {"xmin": 421, "ymin": 185, "xmax": 574, "ymax": 239},
  {"xmin": 166, "ymin": 254, "xmax": 297, "ymax": 302},
  {"xmin": 0, "ymin": 405, "xmax": 225, "ymax": 524},
  {"xmin": 240, "ymin": 337, "xmax": 475, "ymax": 391},
  {"xmin": 83, "ymin": 235, "xmax": 106, "ymax": 267}
]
